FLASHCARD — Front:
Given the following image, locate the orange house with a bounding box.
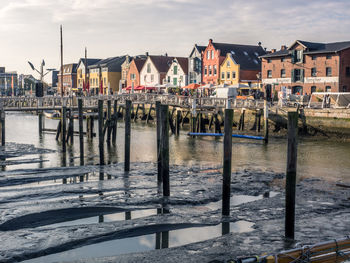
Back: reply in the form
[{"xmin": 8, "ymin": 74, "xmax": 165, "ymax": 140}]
[{"xmin": 127, "ymin": 58, "xmax": 147, "ymax": 88}]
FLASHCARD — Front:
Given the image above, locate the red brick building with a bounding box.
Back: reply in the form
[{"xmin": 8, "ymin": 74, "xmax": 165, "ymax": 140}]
[
  {"xmin": 261, "ymin": 40, "xmax": 350, "ymax": 95},
  {"xmin": 57, "ymin": 63, "xmax": 78, "ymax": 95},
  {"xmin": 201, "ymin": 39, "xmax": 266, "ymax": 85},
  {"xmin": 126, "ymin": 57, "xmax": 146, "ymax": 88}
]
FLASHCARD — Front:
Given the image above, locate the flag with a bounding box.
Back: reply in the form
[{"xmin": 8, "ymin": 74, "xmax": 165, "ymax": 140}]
[
  {"xmin": 87, "ymin": 81, "xmax": 90, "ymax": 93},
  {"xmin": 83, "ymin": 80, "xmax": 86, "ymax": 91},
  {"xmin": 100, "ymin": 79, "xmax": 103, "ymax": 94}
]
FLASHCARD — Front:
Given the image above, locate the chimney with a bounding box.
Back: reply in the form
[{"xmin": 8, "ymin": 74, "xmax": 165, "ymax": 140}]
[
  {"xmin": 271, "ymin": 49, "xmax": 276, "ymax": 53},
  {"xmin": 165, "ymin": 53, "xmax": 168, "ymax": 57},
  {"xmin": 258, "ymin": 42, "xmax": 262, "ymax": 46},
  {"xmin": 281, "ymin": 45, "xmax": 287, "ymax": 51},
  {"xmin": 145, "ymin": 52, "xmax": 149, "ymax": 57},
  {"xmin": 209, "ymin": 38, "xmax": 213, "ymax": 44}
]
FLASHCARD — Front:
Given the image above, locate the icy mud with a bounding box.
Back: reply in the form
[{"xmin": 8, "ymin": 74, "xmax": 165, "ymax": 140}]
[{"xmin": 0, "ymin": 148, "xmax": 349, "ymax": 262}]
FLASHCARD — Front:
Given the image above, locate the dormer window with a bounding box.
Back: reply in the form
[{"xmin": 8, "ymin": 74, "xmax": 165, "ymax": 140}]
[
  {"xmin": 227, "ymin": 61, "xmax": 230, "ymax": 67},
  {"xmin": 292, "ymin": 50, "xmax": 304, "ymax": 63}
]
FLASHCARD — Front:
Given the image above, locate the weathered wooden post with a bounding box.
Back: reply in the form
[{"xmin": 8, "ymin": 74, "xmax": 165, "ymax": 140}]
[
  {"xmin": 175, "ymin": 110, "xmax": 181, "ymax": 136},
  {"xmin": 156, "ymin": 101, "xmax": 161, "ymax": 183},
  {"xmin": 61, "ymin": 103, "xmax": 67, "ymax": 153},
  {"xmin": 160, "ymin": 104, "xmax": 170, "ymax": 197},
  {"xmin": 222, "ymin": 109, "xmax": 233, "ymax": 216},
  {"xmin": 285, "ymin": 111, "xmax": 298, "ymax": 239},
  {"xmin": 191, "ymin": 98, "xmax": 197, "ymax": 136},
  {"xmin": 78, "ymin": 98, "xmax": 84, "ymax": 164},
  {"xmin": 98, "ymin": 100, "xmax": 104, "ymax": 165},
  {"xmin": 68, "ymin": 108, "xmax": 74, "ymax": 144},
  {"xmin": 124, "ymin": 100, "xmax": 131, "ymax": 171},
  {"xmin": 112, "ymin": 99, "xmax": 117, "ymax": 144},
  {"xmin": 264, "ymin": 100, "xmax": 269, "ymax": 144},
  {"xmin": 0, "ymin": 104, "xmax": 5, "ymax": 146},
  {"xmin": 106, "ymin": 100, "xmax": 112, "ymax": 144},
  {"xmin": 38, "ymin": 98, "xmax": 43, "ymax": 136}
]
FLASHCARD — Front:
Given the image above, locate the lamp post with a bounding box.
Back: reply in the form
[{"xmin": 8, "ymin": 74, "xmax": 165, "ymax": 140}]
[{"xmin": 28, "ymin": 60, "xmax": 54, "ymax": 82}]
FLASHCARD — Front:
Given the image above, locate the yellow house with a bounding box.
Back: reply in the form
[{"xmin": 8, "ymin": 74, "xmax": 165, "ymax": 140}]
[
  {"xmin": 76, "ymin": 58, "xmax": 101, "ymax": 93},
  {"xmin": 219, "ymin": 53, "xmax": 240, "ymax": 85},
  {"xmin": 88, "ymin": 56, "xmax": 126, "ymax": 95}
]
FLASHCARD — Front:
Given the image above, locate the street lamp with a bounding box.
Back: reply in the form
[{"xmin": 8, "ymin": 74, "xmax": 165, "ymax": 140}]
[{"xmin": 28, "ymin": 60, "xmax": 54, "ymax": 82}]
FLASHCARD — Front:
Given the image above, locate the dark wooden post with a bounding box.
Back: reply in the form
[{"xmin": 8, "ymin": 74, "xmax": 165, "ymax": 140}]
[
  {"xmin": 175, "ymin": 110, "xmax": 181, "ymax": 136},
  {"xmin": 98, "ymin": 100, "xmax": 104, "ymax": 165},
  {"xmin": 78, "ymin": 98, "xmax": 84, "ymax": 164},
  {"xmin": 222, "ymin": 109, "xmax": 233, "ymax": 216},
  {"xmin": 106, "ymin": 100, "xmax": 112, "ymax": 143},
  {"xmin": 264, "ymin": 100, "xmax": 269, "ymax": 144},
  {"xmin": 38, "ymin": 98, "xmax": 43, "ymax": 136},
  {"xmin": 124, "ymin": 100, "xmax": 131, "ymax": 171},
  {"xmin": 112, "ymin": 100, "xmax": 117, "ymax": 144},
  {"xmin": 0, "ymin": 108, "xmax": 5, "ymax": 146},
  {"xmin": 160, "ymin": 104, "xmax": 170, "ymax": 197},
  {"xmin": 285, "ymin": 111, "xmax": 298, "ymax": 239},
  {"xmin": 61, "ymin": 105, "xmax": 67, "ymax": 153},
  {"xmin": 69, "ymin": 108, "xmax": 74, "ymax": 144},
  {"xmin": 156, "ymin": 101, "xmax": 161, "ymax": 183}
]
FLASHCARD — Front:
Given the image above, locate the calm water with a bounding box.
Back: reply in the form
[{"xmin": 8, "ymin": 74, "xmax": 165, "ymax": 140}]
[{"xmin": 4, "ymin": 112, "xmax": 350, "ymax": 182}]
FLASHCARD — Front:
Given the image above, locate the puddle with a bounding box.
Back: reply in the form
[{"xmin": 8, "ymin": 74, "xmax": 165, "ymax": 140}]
[
  {"xmin": 44, "ymin": 209, "xmax": 159, "ymax": 228},
  {"xmin": 22, "ymin": 221, "xmax": 254, "ymax": 263}
]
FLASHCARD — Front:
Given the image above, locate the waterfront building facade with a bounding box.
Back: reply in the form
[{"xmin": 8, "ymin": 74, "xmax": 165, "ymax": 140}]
[
  {"xmin": 140, "ymin": 55, "xmax": 174, "ymax": 87},
  {"xmin": 188, "ymin": 44, "xmax": 206, "ymax": 84},
  {"xmin": 165, "ymin": 57, "xmax": 188, "ymax": 87},
  {"xmin": 121, "ymin": 55, "xmax": 147, "ymax": 89},
  {"xmin": 57, "ymin": 63, "xmax": 78, "ymax": 95},
  {"xmin": 202, "ymin": 39, "xmax": 266, "ymax": 85},
  {"xmin": 260, "ymin": 40, "xmax": 350, "ymax": 95},
  {"xmin": 0, "ymin": 67, "xmax": 18, "ymax": 96},
  {"xmin": 126, "ymin": 57, "xmax": 147, "ymax": 88},
  {"xmin": 76, "ymin": 58, "xmax": 101, "ymax": 92}
]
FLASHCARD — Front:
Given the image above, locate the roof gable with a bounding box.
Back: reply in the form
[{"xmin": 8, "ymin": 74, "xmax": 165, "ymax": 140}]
[{"xmin": 149, "ymin": 55, "xmax": 174, "ymax": 73}]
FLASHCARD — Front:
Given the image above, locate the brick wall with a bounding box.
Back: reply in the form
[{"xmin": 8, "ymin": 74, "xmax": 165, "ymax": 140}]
[
  {"xmin": 202, "ymin": 40, "xmax": 224, "ymax": 84},
  {"xmin": 127, "ymin": 60, "xmax": 141, "ymax": 88},
  {"xmin": 339, "ymin": 48, "xmax": 350, "ymax": 92}
]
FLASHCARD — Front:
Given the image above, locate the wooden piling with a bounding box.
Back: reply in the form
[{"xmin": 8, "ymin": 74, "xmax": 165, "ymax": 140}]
[
  {"xmin": 175, "ymin": 110, "xmax": 181, "ymax": 136},
  {"xmin": 61, "ymin": 106, "xmax": 67, "ymax": 153},
  {"xmin": 124, "ymin": 100, "xmax": 131, "ymax": 171},
  {"xmin": 98, "ymin": 100, "xmax": 104, "ymax": 165},
  {"xmin": 38, "ymin": 98, "xmax": 43, "ymax": 136},
  {"xmin": 222, "ymin": 109, "xmax": 233, "ymax": 216},
  {"xmin": 285, "ymin": 111, "xmax": 298, "ymax": 239},
  {"xmin": 0, "ymin": 109, "xmax": 5, "ymax": 146},
  {"xmin": 68, "ymin": 108, "xmax": 74, "ymax": 144},
  {"xmin": 156, "ymin": 101, "xmax": 161, "ymax": 183},
  {"xmin": 112, "ymin": 100, "xmax": 117, "ymax": 144},
  {"xmin": 160, "ymin": 104, "xmax": 170, "ymax": 197},
  {"xmin": 264, "ymin": 100, "xmax": 269, "ymax": 144},
  {"xmin": 106, "ymin": 100, "xmax": 112, "ymax": 143},
  {"xmin": 146, "ymin": 104, "xmax": 153, "ymax": 124},
  {"xmin": 78, "ymin": 98, "xmax": 84, "ymax": 164}
]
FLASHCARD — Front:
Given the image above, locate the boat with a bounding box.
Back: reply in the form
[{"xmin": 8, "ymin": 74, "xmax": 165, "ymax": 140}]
[
  {"xmin": 43, "ymin": 110, "xmax": 60, "ymax": 119},
  {"xmin": 229, "ymin": 237, "xmax": 350, "ymax": 263}
]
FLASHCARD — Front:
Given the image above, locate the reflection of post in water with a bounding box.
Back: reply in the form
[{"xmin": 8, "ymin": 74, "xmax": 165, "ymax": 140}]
[
  {"xmin": 98, "ymin": 215, "xmax": 104, "ymax": 223},
  {"xmin": 221, "ymin": 221, "xmax": 230, "ymax": 235},
  {"xmin": 38, "ymin": 135, "xmax": 44, "ymax": 169},
  {"xmin": 155, "ymin": 206, "xmax": 170, "ymax": 249},
  {"xmin": 125, "ymin": 211, "xmax": 131, "ymax": 220},
  {"xmin": 67, "ymin": 145, "xmax": 74, "ymax": 167}
]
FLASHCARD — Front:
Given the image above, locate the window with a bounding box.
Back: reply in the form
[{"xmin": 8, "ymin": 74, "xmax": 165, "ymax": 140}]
[
  {"xmin": 326, "ymin": 54, "xmax": 332, "ymax": 59},
  {"xmin": 151, "ymin": 74, "xmax": 154, "ymax": 82},
  {"xmin": 267, "ymin": 59, "xmax": 271, "ymax": 63},
  {"xmin": 296, "ymin": 50, "xmax": 303, "ymax": 63},
  {"xmin": 173, "ymin": 77, "xmax": 177, "ymax": 86},
  {"xmin": 221, "ymin": 72, "xmax": 225, "ymax": 79},
  {"xmin": 209, "ymin": 65, "xmax": 212, "ymax": 75},
  {"xmin": 147, "ymin": 63, "xmax": 151, "ymax": 73},
  {"xmin": 326, "ymin": 86, "xmax": 331, "ymax": 92},
  {"xmin": 232, "ymin": 71, "xmax": 236, "ymax": 79},
  {"xmin": 343, "ymin": 86, "xmax": 347, "ymax": 92},
  {"xmin": 190, "ymin": 59, "xmax": 194, "ymax": 70},
  {"xmin": 281, "ymin": 58, "xmax": 285, "ymax": 62},
  {"xmin": 346, "ymin": 67, "xmax": 350, "ymax": 77},
  {"xmin": 167, "ymin": 76, "xmax": 170, "ymax": 82},
  {"xmin": 174, "ymin": 65, "xmax": 178, "ymax": 75},
  {"xmin": 207, "ymin": 51, "xmax": 210, "ymax": 60},
  {"xmin": 211, "ymin": 50, "xmax": 214, "ymax": 59},
  {"xmin": 311, "ymin": 67, "xmax": 317, "ymax": 77},
  {"xmin": 103, "ymin": 77, "xmax": 106, "ymax": 86},
  {"xmin": 281, "ymin": 69, "xmax": 286, "ymax": 78},
  {"xmin": 214, "ymin": 65, "xmax": 217, "ymax": 75},
  {"xmin": 311, "ymin": 86, "xmax": 316, "ymax": 94},
  {"xmin": 195, "ymin": 59, "xmax": 200, "ymax": 71},
  {"xmin": 267, "ymin": 70, "xmax": 272, "ymax": 78},
  {"xmin": 292, "ymin": 69, "xmax": 304, "ymax": 82},
  {"xmin": 312, "ymin": 55, "xmax": 317, "ymax": 60},
  {"xmin": 326, "ymin": 67, "xmax": 332, "ymax": 76},
  {"xmin": 204, "ymin": 66, "xmax": 207, "ymax": 75},
  {"xmin": 253, "ymin": 59, "xmax": 259, "ymax": 65},
  {"xmin": 226, "ymin": 72, "xmax": 230, "ymax": 79},
  {"xmin": 254, "ymin": 52, "xmax": 259, "ymax": 57},
  {"xmin": 180, "ymin": 76, "xmax": 183, "ymax": 82},
  {"xmin": 227, "ymin": 61, "xmax": 230, "ymax": 67},
  {"xmin": 243, "ymin": 51, "xmax": 248, "ymax": 56}
]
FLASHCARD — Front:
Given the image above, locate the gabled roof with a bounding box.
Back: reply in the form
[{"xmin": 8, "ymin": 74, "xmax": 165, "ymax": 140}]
[
  {"xmin": 77, "ymin": 58, "xmax": 101, "ymax": 68},
  {"xmin": 88, "ymin": 56, "xmax": 126, "ymax": 72},
  {"xmin": 261, "ymin": 40, "xmax": 350, "ymax": 58},
  {"xmin": 189, "ymin": 44, "xmax": 206, "ymax": 57},
  {"xmin": 212, "ymin": 42, "xmax": 266, "ymax": 70},
  {"xmin": 148, "ymin": 55, "xmax": 175, "ymax": 73},
  {"xmin": 175, "ymin": 57, "xmax": 189, "ymax": 74},
  {"xmin": 59, "ymin": 63, "xmax": 78, "ymax": 74},
  {"xmin": 133, "ymin": 58, "xmax": 147, "ymax": 72}
]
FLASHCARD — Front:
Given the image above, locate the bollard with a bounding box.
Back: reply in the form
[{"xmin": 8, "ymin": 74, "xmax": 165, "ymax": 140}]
[
  {"xmin": 160, "ymin": 104, "xmax": 170, "ymax": 197},
  {"xmin": 98, "ymin": 100, "xmax": 104, "ymax": 165},
  {"xmin": 156, "ymin": 101, "xmax": 161, "ymax": 183},
  {"xmin": 285, "ymin": 111, "xmax": 298, "ymax": 239},
  {"xmin": 264, "ymin": 100, "xmax": 269, "ymax": 144},
  {"xmin": 124, "ymin": 100, "xmax": 131, "ymax": 171},
  {"xmin": 222, "ymin": 109, "xmax": 233, "ymax": 216},
  {"xmin": 78, "ymin": 98, "xmax": 84, "ymax": 165},
  {"xmin": 61, "ymin": 106, "xmax": 67, "ymax": 153},
  {"xmin": 112, "ymin": 100, "xmax": 117, "ymax": 144},
  {"xmin": 0, "ymin": 109, "xmax": 5, "ymax": 146}
]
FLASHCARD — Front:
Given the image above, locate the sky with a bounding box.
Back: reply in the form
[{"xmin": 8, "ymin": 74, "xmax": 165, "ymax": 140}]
[{"xmin": 1, "ymin": 0, "xmax": 350, "ymax": 81}]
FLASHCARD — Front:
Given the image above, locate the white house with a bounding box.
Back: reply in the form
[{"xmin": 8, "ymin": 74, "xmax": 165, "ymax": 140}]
[
  {"xmin": 165, "ymin": 57, "xmax": 189, "ymax": 88},
  {"xmin": 140, "ymin": 55, "xmax": 174, "ymax": 86}
]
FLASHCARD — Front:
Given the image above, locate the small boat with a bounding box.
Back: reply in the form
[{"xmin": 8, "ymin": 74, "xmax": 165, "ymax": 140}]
[
  {"xmin": 43, "ymin": 110, "xmax": 60, "ymax": 119},
  {"xmin": 229, "ymin": 236, "xmax": 350, "ymax": 263}
]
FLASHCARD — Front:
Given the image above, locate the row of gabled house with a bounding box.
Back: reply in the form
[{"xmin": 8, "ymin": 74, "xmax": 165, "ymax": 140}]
[{"xmin": 57, "ymin": 38, "xmax": 350, "ymax": 95}]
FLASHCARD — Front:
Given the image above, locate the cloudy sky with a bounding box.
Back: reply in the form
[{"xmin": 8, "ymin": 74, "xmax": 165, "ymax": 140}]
[{"xmin": 1, "ymin": 0, "xmax": 350, "ymax": 80}]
